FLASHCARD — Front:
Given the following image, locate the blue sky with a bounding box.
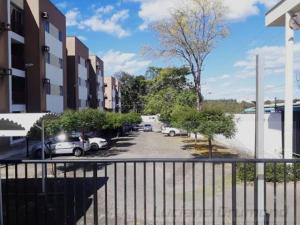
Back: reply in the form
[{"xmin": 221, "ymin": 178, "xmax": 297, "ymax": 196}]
[{"xmin": 52, "ymin": 0, "xmax": 300, "ymax": 101}]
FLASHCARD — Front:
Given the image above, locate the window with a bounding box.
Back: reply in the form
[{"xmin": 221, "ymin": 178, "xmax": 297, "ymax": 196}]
[
  {"xmin": 59, "ymin": 86, "xmax": 63, "ymax": 96},
  {"xmin": 78, "ymin": 77, "xmax": 81, "ymax": 86},
  {"xmin": 59, "ymin": 31, "xmax": 63, "ymax": 42},
  {"xmin": 59, "ymin": 58, "xmax": 63, "ymax": 69},
  {"xmin": 10, "ymin": 4, "xmax": 24, "ymax": 35},
  {"xmin": 46, "ymin": 83, "xmax": 51, "ymax": 95},
  {"xmin": 44, "ymin": 21, "xmax": 49, "ymax": 33},
  {"xmin": 85, "ymin": 80, "xmax": 89, "ymax": 88},
  {"xmin": 45, "ymin": 52, "xmax": 50, "ymax": 64}
]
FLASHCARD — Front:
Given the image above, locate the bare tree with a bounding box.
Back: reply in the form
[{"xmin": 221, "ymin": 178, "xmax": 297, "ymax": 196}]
[{"xmin": 150, "ymin": 0, "xmax": 228, "ymax": 110}]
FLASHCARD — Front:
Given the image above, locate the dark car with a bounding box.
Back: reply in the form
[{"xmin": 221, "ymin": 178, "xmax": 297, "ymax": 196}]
[{"xmin": 143, "ymin": 124, "xmax": 153, "ymax": 132}]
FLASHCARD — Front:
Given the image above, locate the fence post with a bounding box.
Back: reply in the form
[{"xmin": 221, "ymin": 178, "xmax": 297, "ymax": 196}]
[{"xmin": 255, "ymin": 54, "xmax": 265, "ymax": 225}]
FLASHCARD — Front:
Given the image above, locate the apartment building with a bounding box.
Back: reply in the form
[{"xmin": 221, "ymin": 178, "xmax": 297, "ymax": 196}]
[
  {"xmin": 0, "ymin": 0, "xmax": 66, "ymax": 147},
  {"xmin": 0, "ymin": 0, "xmax": 66, "ymax": 114},
  {"xmin": 89, "ymin": 55, "xmax": 104, "ymax": 110},
  {"xmin": 104, "ymin": 76, "xmax": 121, "ymax": 112},
  {"xmin": 66, "ymin": 36, "xmax": 90, "ymax": 110}
]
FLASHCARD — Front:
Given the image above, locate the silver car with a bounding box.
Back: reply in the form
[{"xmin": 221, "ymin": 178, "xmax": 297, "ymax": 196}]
[{"xmin": 32, "ymin": 133, "xmax": 90, "ymax": 158}]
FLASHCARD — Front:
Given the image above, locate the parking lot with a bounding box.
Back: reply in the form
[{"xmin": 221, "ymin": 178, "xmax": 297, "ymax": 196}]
[{"xmin": 55, "ymin": 131, "xmax": 193, "ymax": 160}]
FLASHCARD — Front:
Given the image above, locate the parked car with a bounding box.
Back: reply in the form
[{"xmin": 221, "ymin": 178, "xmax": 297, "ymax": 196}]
[
  {"xmin": 86, "ymin": 135, "xmax": 108, "ymax": 150},
  {"xmin": 132, "ymin": 124, "xmax": 142, "ymax": 131},
  {"xmin": 32, "ymin": 133, "xmax": 90, "ymax": 158},
  {"xmin": 143, "ymin": 124, "xmax": 153, "ymax": 132},
  {"xmin": 161, "ymin": 126, "xmax": 187, "ymax": 137}
]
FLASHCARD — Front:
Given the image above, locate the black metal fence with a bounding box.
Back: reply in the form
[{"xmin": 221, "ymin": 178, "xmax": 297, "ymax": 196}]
[{"xmin": 1, "ymin": 158, "xmax": 300, "ymax": 225}]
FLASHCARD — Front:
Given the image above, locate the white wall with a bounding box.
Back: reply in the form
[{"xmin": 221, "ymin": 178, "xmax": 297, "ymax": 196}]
[
  {"xmin": 214, "ymin": 113, "xmax": 283, "ymax": 158},
  {"xmin": 46, "ymin": 95, "xmax": 64, "ymax": 113},
  {"xmin": 45, "ymin": 32, "xmax": 62, "ymax": 58}
]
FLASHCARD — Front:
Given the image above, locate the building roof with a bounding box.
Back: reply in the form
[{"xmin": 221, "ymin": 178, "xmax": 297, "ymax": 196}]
[{"xmin": 266, "ymin": 0, "xmax": 300, "ymax": 26}]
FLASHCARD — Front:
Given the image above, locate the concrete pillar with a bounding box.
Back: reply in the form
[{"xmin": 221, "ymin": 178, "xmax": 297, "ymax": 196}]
[
  {"xmin": 284, "ymin": 13, "xmax": 294, "ymax": 159},
  {"xmin": 255, "ymin": 55, "xmax": 265, "ymax": 225}
]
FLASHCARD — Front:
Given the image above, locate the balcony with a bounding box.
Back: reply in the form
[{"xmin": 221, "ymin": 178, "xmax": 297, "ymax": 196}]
[
  {"xmin": 1, "ymin": 158, "xmax": 300, "ymax": 225},
  {"xmin": 10, "ymin": 4, "xmax": 24, "ymax": 36},
  {"xmin": 11, "ymin": 76, "xmax": 25, "ymax": 105},
  {"xmin": 11, "ymin": 42, "xmax": 24, "ymax": 70}
]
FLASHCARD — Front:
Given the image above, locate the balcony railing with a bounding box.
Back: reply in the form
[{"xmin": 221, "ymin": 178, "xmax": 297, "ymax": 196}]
[{"xmin": 1, "ymin": 158, "xmax": 300, "ymax": 225}]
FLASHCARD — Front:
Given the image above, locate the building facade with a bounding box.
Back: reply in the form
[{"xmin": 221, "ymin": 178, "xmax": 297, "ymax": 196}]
[
  {"xmin": 0, "ymin": 0, "xmax": 66, "ymax": 114},
  {"xmin": 66, "ymin": 36, "xmax": 90, "ymax": 110},
  {"xmin": 0, "ymin": 0, "xmax": 66, "ymax": 147},
  {"xmin": 89, "ymin": 55, "xmax": 104, "ymax": 110},
  {"xmin": 104, "ymin": 76, "xmax": 121, "ymax": 112}
]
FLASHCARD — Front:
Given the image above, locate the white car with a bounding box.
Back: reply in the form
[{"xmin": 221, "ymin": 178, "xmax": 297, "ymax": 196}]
[
  {"xmin": 89, "ymin": 137, "xmax": 108, "ymax": 150},
  {"xmin": 161, "ymin": 127, "xmax": 187, "ymax": 137},
  {"xmin": 32, "ymin": 133, "xmax": 90, "ymax": 158}
]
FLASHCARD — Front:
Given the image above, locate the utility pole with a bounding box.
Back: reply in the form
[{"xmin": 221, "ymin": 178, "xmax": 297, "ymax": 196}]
[{"xmin": 255, "ymin": 55, "xmax": 265, "ymax": 225}]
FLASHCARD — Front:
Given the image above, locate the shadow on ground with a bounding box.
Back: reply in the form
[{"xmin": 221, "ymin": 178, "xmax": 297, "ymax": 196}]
[
  {"xmin": 3, "ymin": 177, "xmax": 107, "ymax": 225},
  {"xmin": 181, "ymin": 138, "xmax": 239, "ymax": 158}
]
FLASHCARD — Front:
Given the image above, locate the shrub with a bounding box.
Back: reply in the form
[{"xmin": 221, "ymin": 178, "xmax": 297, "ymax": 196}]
[{"xmin": 237, "ymin": 163, "xmax": 300, "ymax": 182}]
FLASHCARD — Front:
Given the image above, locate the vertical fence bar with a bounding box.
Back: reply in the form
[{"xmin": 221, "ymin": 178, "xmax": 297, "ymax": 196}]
[
  {"xmin": 183, "ymin": 162, "xmax": 185, "ymax": 225},
  {"xmin": 273, "ymin": 163, "xmax": 277, "ymax": 225},
  {"xmin": 15, "ymin": 163, "xmax": 18, "ymax": 225},
  {"xmin": 54, "ymin": 163, "xmax": 58, "ymax": 225},
  {"xmin": 163, "ymin": 162, "xmax": 166, "ymax": 225},
  {"xmin": 213, "ymin": 163, "xmax": 215, "ymax": 225},
  {"xmin": 133, "ymin": 162, "xmax": 137, "ymax": 225},
  {"xmin": 144, "ymin": 162, "xmax": 147, "ymax": 225},
  {"xmin": 114, "ymin": 163, "xmax": 118, "ymax": 225},
  {"xmin": 73, "ymin": 166, "xmax": 77, "ymax": 225},
  {"xmin": 232, "ymin": 163, "xmax": 237, "ymax": 225},
  {"xmin": 93, "ymin": 163, "xmax": 99, "ymax": 225},
  {"xmin": 192, "ymin": 162, "xmax": 195, "ymax": 225},
  {"xmin": 294, "ymin": 162, "xmax": 297, "ymax": 225},
  {"xmin": 35, "ymin": 163, "xmax": 39, "ymax": 225},
  {"xmin": 63, "ymin": 163, "xmax": 67, "ymax": 225},
  {"xmin": 222, "ymin": 163, "xmax": 225, "ymax": 225},
  {"xmin": 124, "ymin": 162, "xmax": 127, "ymax": 225},
  {"xmin": 24, "ymin": 163, "xmax": 28, "ymax": 225},
  {"xmin": 5, "ymin": 164, "xmax": 9, "ymax": 225},
  {"xmin": 284, "ymin": 163, "xmax": 287, "ymax": 225},
  {"xmin": 203, "ymin": 163, "xmax": 205, "ymax": 225},
  {"xmin": 153, "ymin": 162, "xmax": 156, "ymax": 225},
  {"xmin": 83, "ymin": 164, "xmax": 87, "ymax": 225},
  {"xmin": 173, "ymin": 162, "xmax": 176, "ymax": 225},
  {"xmin": 244, "ymin": 162, "xmax": 247, "ymax": 225},
  {"xmin": 104, "ymin": 163, "xmax": 108, "ymax": 225}
]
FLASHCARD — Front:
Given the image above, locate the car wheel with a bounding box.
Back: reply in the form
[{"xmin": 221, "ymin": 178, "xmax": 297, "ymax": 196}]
[
  {"xmin": 73, "ymin": 148, "xmax": 83, "ymax": 157},
  {"xmin": 34, "ymin": 149, "xmax": 42, "ymax": 159},
  {"xmin": 169, "ymin": 131, "xmax": 176, "ymax": 137},
  {"xmin": 90, "ymin": 143, "xmax": 99, "ymax": 151}
]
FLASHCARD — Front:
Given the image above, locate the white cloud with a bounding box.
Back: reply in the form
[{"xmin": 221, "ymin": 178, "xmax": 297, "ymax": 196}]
[
  {"xmin": 80, "ymin": 10, "xmax": 130, "ymax": 38},
  {"xmin": 66, "ymin": 7, "xmax": 130, "ymax": 38},
  {"xmin": 102, "ymin": 50, "xmax": 152, "ymax": 75},
  {"xmin": 95, "ymin": 5, "xmax": 114, "ymax": 14},
  {"xmin": 235, "ymin": 44, "xmax": 300, "ymax": 79},
  {"xmin": 132, "ymin": 0, "xmax": 281, "ymax": 30},
  {"xmin": 56, "ymin": 1, "xmax": 68, "ymax": 9},
  {"xmin": 66, "ymin": 8, "xmax": 80, "ymax": 26}
]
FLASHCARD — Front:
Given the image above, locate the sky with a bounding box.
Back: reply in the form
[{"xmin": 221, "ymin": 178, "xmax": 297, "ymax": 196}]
[{"xmin": 51, "ymin": 0, "xmax": 300, "ymax": 101}]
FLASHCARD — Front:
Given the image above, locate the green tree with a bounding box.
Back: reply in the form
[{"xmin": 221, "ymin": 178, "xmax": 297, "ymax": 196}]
[
  {"xmin": 198, "ymin": 110, "xmax": 236, "ymax": 158},
  {"xmin": 144, "ymin": 88, "xmax": 196, "ymax": 123},
  {"xmin": 119, "ymin": 73, "xmax": 147, "ymax": 113},
  {"xmin": 171, "ymin": 106, "xmax": 201, "ymax": 140},
  {"xmin": 147, "ymin": 67, "xmax": 190, "ymax": 92}
]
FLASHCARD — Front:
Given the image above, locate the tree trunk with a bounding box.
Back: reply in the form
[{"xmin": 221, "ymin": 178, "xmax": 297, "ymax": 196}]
[
  {"xmin": 194, "ymin": 70, "xmax": 203, "ymax": 111},
  {"xmin": 208, "ymin": 138, "xmax": 213, "ymax": 158},
  {"xmin": 194, "ymin": 133, "xmax": 197, "ymax": 144}
]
